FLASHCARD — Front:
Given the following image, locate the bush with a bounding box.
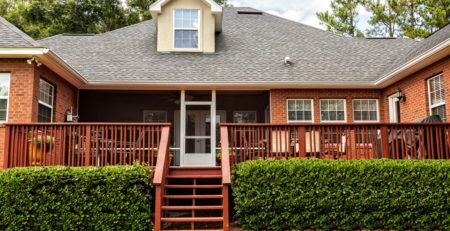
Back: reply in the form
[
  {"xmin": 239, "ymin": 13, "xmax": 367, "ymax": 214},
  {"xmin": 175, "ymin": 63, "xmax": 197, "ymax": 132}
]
[
  {"xmin": 0, "ymin": 165, "xmax": 153, "ymax": 230},
  {"xmin": 232, "ymin": 159, "xmax": 450, "ymax": 231}
]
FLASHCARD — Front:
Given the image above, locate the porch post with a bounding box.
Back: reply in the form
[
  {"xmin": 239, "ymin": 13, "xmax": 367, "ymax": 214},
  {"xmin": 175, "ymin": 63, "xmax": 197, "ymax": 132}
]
[
  {"xmin": 180, "ymin": 90, "xmax": 186, "ymax": 166},
  {"xmin": 211, "ymin": 90, "xmax": 216, "ymax": 166}
]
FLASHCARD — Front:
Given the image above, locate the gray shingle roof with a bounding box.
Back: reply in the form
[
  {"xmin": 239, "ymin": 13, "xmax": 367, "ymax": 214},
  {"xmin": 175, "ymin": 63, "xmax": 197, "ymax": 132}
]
[
  {"xmin": 0, "ymin": 16, "xmax": 40, "ymax": 47},
  {"xmin": 34, "ymin": 7, "xmax": 450, "ymax": 84}
]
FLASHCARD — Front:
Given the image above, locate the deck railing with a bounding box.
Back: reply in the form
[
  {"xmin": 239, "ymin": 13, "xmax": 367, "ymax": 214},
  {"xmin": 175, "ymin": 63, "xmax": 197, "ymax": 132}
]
[
  {"xmin": 220, "ymin": 123, "xmax": 450, "ymax": 166},
  {"xmin": 3, "ymin": 123, "xmax": 171, "ymax": 168}
]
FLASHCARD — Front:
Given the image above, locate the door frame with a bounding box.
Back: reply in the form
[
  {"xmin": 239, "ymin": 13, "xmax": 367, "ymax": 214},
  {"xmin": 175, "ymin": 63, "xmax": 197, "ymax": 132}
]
[
  {"xmin": 180, "ymin": 90, "xmax": 216, "ymax": 166},
  {"xmin": 388, "ymin": 93, "xmax": 401, "ymax": 123}
]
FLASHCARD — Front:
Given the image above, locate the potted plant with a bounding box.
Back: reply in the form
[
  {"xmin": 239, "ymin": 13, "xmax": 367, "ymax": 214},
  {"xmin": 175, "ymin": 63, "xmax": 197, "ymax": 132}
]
[
  {"xmin": 28, "ymin": 131, "xmax": 55, "ymax": 166},
  {"xmin": 216, "ymin": 145, "xmax": 235, "ymax": 166}
]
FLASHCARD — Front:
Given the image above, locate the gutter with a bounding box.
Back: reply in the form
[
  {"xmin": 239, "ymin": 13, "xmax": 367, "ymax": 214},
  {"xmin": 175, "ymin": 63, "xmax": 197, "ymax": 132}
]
[{"xmin": 0, "ymin": 47, "xmax": 49, "ymax": 55}]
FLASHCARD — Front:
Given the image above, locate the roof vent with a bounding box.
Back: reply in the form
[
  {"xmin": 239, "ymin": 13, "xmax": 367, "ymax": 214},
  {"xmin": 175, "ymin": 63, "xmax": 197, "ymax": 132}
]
[
  {"xmin": 237, "ymin": 10, "xmax": 262, "ymax": 15},
  {"xmin": 284, "ymin": 56, "xmax": 293, "ymax": 66}
]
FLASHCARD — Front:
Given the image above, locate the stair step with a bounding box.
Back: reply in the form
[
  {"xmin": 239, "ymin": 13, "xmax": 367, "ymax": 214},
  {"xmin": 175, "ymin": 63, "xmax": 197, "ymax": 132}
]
[
  {"xmin": 163, "ymin": 195, "xmax": 223, "ymax": 199},
  {"xmin": 165, "ymin": 185, "xmax": 222, "ymax": 189},
  {"xmin": 161, "ymin": 217, "xmax": 223, "ymax": 222},
  {"xmin": 162, "ymin": 205, "xmax": 223, "ymax": 210},
  {"xmin": 166, "ymin": 175, "xmax": 222, "ymax": 179}
]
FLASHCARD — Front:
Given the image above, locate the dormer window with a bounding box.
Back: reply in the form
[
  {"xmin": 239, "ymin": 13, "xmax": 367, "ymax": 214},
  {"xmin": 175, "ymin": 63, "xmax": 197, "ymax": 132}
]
[{"xmin": 174, "ymin": 9, "xmax": 200, "ymax": 49}]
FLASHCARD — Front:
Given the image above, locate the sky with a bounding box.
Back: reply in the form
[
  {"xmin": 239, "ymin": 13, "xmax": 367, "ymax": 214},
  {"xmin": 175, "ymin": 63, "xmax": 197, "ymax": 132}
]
[{"xmin": 227, "ymin": 0, "xmax": 371, "ymax": 31}]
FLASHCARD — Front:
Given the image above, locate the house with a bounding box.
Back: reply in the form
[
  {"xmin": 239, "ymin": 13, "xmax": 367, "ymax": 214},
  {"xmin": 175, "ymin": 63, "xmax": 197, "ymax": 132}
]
[{"xmin": 0, "ymin": 0, "xmax": 449, "ymax": 230}]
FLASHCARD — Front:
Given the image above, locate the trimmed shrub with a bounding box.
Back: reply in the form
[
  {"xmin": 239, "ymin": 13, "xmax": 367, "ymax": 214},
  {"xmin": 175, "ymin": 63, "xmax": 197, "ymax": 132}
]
[
  {"xmin": 232, "ymin": 159, "xmax": 450, "ymax": 231},
  {"xmin": 0, "ymin": 165, "xmax": 152, "ymax": 230}
]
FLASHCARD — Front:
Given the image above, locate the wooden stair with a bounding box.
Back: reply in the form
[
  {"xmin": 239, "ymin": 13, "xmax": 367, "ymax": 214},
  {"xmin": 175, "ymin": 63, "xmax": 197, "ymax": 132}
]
[{"xmin": 156, "ymin": 167, "xmax": 229, "ymax": 231}]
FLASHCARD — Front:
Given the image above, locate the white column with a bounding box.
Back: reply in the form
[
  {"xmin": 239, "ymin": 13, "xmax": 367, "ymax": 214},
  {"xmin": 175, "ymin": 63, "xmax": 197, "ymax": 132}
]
[
  {"xmin": 180, "ymin": 90, "xmax": 186, "ymax": 166},
  {"xmin": 211, "ymin": 90, "xmax": 216, "ymax": 166}
]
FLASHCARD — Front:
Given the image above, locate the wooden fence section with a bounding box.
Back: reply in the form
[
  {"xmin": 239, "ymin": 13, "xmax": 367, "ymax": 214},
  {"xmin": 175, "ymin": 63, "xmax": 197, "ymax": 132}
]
[
  {"xmin": 4, "ymin": 123, "xmax": 171, "ymax": 168},
  {"xmin": 220, "ymin": 123, "xmax": 450, "ymax": 165}
]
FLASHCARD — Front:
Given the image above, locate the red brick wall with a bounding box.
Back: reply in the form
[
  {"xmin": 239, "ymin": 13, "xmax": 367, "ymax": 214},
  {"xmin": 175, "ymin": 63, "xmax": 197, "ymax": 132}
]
[
  {"xmin": 0, "ymin": 59, "xmax": 78, "ymax": 168},
  {"xmin": 382, "ymin": 57, "xmax": 450, "ymax": 122},
  {"xmin": 34, "ymin": 66, "xmax": 78, "ymax": 122},
  {"xmin": 270, "ymin": 89, "xmax": 385, "ymax": 123}
]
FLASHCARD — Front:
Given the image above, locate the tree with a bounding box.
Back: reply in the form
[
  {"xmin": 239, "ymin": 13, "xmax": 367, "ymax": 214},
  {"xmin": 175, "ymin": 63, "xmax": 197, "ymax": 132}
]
[
  {"xmin": 419, "ymin": 0, "xmax": 450, "ymax": 35},
  {"xmin": 364, "ymin": 0, "xmax": 405, "ymax": 37},
  {"xmin": 317, "ymin": 0, "xmax": 365, "ymax": 37}
]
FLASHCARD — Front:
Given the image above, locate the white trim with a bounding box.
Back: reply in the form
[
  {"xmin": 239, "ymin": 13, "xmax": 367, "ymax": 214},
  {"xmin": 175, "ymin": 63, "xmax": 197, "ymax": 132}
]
[
  {"xmin": 211, "ymin": 90, "xmax": 216, "ymax": 166},
  {"xmin": 352, "ymin": 99, "xmax": 380, "ymax": 122},
  {"xmin": 38, "ymin": 78, "xmax": 54, "ymax": 122},
  {"xmin": 185, "ymin": 101, "xmax": 212, "ymax": 105},
  {"xmin": 180, "ymin": 90, "xmax": 186, "ymax": 166},
  {"xmin": 286, "ymin": 99, "xmax": 314, "ymax": 123},
  {"xmin": 427, "ymin": 73, "xmax": 446, "ymax": 118},
  {"xmin": 150, "ymin": 0, "xmax": 222, "ymax": 14},
  {"xmin": 319, "ymin": 99, "xmax": 347, "ymax": 123},
  {"xmin": 0, "ymin": 73, "xmax": 11, "ymax": 123},
  {"xmin": 388, "ymin": 93, "xmax": 401, "ymax": 122},
  {"xmin": 0, "ymin": 47, "xmax": 48, "ymax": 55},
  {"xmin": 172, "ymin": 9, "xmax": 201, "ymax": 50}
]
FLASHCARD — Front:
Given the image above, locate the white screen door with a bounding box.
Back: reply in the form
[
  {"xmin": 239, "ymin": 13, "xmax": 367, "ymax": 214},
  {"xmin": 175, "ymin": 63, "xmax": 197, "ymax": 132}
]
[{"xmin": 180, "ymin": 90, "xmax": 216, "ymax": 166}]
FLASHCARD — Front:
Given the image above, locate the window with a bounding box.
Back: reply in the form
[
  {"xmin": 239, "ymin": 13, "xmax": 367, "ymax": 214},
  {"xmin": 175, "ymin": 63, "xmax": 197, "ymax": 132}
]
[
  {"xmin": 353, "ymin": 99, "xmax": 379, "ymax": 122},
  {"xmin": 428, "ymin": 74, "xmax": 446, "ymax": 121},
  {"xmin": 0, "ymin": 73, "xmax": 10, "ymax": 122},
  {"xmin": 38, "ymin": 79, "xmax": 54, "ymax": 122},
  {"xmin": 174, "ymin": 9, "xmax": 199, "ymax": 49},
  {"xmin": 143, "ymin": 110, "xmax": 167, "ymax": 122},
  {"xmin": 287, "ymin": 99, "xmax": 313, "ymax": 122},
  {"xmin": 233, "ymin": 111, "xmax": 257, "ymax": 123},
  {"xmin": 320, "ymin": 99, "xmax": 346, "ymax": 122}
]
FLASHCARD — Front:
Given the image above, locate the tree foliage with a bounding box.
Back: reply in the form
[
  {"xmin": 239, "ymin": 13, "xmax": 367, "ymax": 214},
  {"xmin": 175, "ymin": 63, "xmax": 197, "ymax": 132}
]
[
  {"xmin": 318, "ymin": 0, "xmax": 450, "ymax": 38},
  {"xmin": 317, "ymin": 0, "xmax": 365, "ymax": 37}
]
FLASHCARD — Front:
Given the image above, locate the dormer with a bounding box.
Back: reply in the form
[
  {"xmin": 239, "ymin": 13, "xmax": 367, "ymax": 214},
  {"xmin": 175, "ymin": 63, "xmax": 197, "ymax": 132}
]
[{"xmin": 150, "ymin": 0, "xmax": 222, "ymax": 53}]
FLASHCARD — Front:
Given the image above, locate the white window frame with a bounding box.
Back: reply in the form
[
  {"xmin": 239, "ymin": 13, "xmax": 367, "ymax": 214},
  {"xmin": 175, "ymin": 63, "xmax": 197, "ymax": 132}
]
[
  {"xmin": 143, "ymin": 110, "xmax": 167, "ymax": 122},
  {"xmin": 352, "ymin": 99, "xmax": 380, "ymax": 122},
  {"xmin": 427, "ymin": 73, "xmax": 446, "ymax": 119},
  {"xmin": 173, "ymin": 9, "xmax": 201, "ymax": 50},
  {"xmin": 233, "ymin": 111, "xmax": 257, "ymax": 123},
  {"xmin": 0, "ymin": 73, "xmax": 11, "ymax": 123},
  {"xmin": 286, "ymin": 99, "xmax": 314, "ymax": 123},
  {"xmin": 319, "ymin": 99, "xmax": 347, "ymax": 122},
  {"xmin": 38, "ymin": 79, "xmax": 54, "ymax": 122}
]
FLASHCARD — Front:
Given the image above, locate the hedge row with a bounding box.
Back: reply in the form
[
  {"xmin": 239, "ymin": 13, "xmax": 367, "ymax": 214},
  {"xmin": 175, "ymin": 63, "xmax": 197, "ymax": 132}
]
[
  {"xmin": 0, "ymin": 165, "xmax": 153, "ymax": 230},
  {"xmin": 232, "ymin": 159, "xmax": 450, "ymax": 231}
]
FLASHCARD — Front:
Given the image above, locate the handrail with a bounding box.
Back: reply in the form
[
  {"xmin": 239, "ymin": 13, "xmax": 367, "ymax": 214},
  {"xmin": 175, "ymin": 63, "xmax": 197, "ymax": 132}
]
[
  {"xmin": 4, "ymin": 122, "xmax": 172, "ymax": 126},
  {"xmin": 221, "ymin": 123, "xmax": 450, "ymax": 164},
  {"xmin": 152, "ymin": 125, "xmax": 170, "ymax": 231},
  {"xmin": 153, "ymin": 126, "xmax": 171, "ymax": 185},
  {"xmin": 220, "ymin": 126, "xmax": 231, "ymax": 185}
]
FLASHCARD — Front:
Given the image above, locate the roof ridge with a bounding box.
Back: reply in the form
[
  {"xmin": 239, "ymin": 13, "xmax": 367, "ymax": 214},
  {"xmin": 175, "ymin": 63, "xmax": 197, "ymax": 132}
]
[
  {"xmin": 0, "ymin": 16, "xmax": 40, "ymax": 47},
  {"xmin": 96, "ymin": 20, "xmax": 153, "ymax": 36}
]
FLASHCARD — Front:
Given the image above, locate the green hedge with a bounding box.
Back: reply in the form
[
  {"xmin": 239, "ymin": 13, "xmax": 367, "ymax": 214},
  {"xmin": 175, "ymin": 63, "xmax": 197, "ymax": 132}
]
[
  {"xmin": 232, "ymin": 159, "xmax": 450, "ymax": 231},
  {"xmin": 0, "ymin": 165, "xmax": 152, "ymax": 230}
]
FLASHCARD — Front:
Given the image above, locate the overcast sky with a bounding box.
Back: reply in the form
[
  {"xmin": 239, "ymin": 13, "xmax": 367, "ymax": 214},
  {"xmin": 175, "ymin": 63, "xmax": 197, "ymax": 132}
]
[{"xmin": 228, "ymin": 0, "xmax": 371, "ymax": 31}]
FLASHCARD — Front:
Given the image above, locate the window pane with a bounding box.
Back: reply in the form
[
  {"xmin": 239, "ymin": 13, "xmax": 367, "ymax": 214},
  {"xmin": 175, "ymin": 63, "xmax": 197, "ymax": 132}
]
[
  {"xmin": 174, "ymin": 30, "xmax": 198, "ymax": 48},
  {"xmin": 0, "ymin": 75, "xmax": 10, "ymax": 97},
  {"xmin": 431, "ymin": 105, "xmax": 446, "ymax": 121},
  {"xmin": 288, "ymin": 101, "xmax": 295, "ymax": 110},
  {"xmin": 354, "ymin": 111, "xmax": 361, "ymax": 121},
  {"xmin": 0, "ymin": 99, "xmax": 7, "ymax": 121},
  {"xmin": 38, "ymin": 104, "xmax": 52, "ymax": 122},
  {"xmin": 287, "ymin": 100, "xmax": 313, "ymax": 121},
  {"xmin": 288, "ymin": 111, "xmax": 296, "ymax": 121},
  {"xmin": 39, "ymin": 79, "xmax": 54, "ymax": 106}
]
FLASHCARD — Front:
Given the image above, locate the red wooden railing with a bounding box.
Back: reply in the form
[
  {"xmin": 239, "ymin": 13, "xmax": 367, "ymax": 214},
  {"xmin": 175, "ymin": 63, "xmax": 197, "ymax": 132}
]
[
  {"xmin": 3, "ymin": 123, "xmax": 171, "ymax": 168},
  {"xmin": 153, "ymin": 126, "xmax": 171, "ymax": 231},
  {"xmin": 220, "ymin": 123, "xmax": 450, "ymax": 166},
  {"xmin": 220, "ymin": 126, "xmax": 231, "ymax": 231}
]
